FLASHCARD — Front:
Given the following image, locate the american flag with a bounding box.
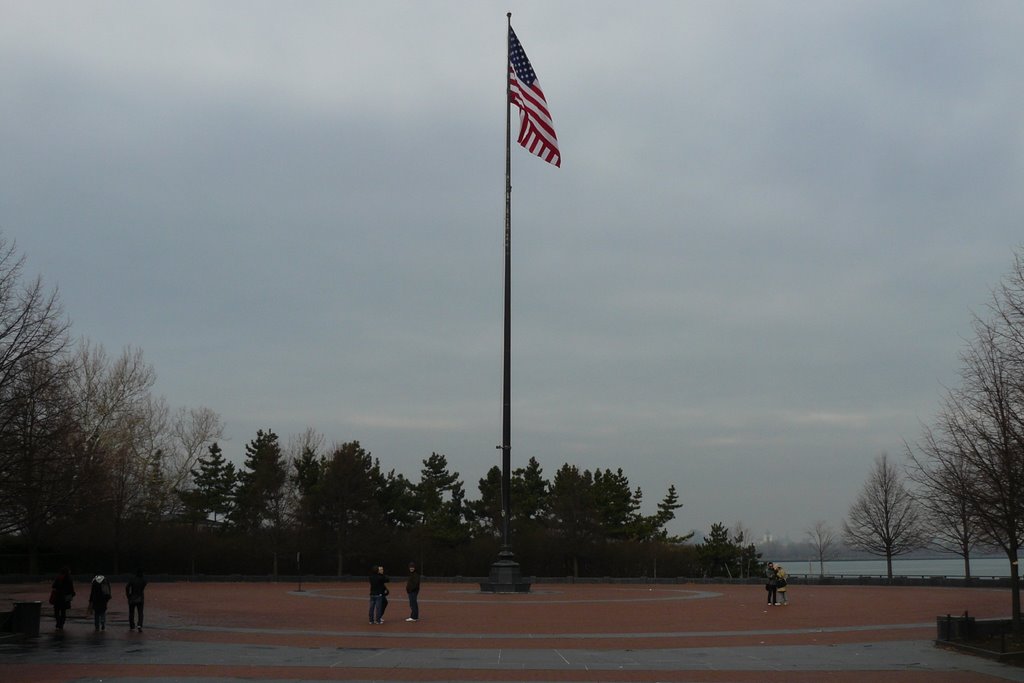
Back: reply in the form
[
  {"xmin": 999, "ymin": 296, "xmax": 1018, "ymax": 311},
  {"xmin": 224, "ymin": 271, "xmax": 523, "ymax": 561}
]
[{"xmin": 508, "ymin": 27, "xmax": 560, "ymax": 167}]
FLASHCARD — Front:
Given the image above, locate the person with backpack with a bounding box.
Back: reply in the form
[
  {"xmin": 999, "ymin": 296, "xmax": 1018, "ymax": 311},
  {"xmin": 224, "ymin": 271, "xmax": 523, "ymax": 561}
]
[{"xmin": 88, "ymin": 574, "xmax": 112, "ymax": 631}]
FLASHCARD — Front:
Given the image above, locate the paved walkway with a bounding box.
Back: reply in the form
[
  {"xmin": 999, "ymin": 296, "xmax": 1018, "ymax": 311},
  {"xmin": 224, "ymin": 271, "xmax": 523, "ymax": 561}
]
[{"xmin": 2, "ymin": 581, "xmax": 1023, "ymax": 682}]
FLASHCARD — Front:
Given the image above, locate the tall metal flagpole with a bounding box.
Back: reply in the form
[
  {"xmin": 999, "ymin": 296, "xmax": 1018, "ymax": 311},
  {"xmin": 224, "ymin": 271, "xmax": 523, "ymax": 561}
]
[
  {"xmin": 501, "ymin": 11, "xmax": 513, "ymax": 556},
  {"xmin": 482, "ymin": 12, "xmax": 529, "ymax": 593}
]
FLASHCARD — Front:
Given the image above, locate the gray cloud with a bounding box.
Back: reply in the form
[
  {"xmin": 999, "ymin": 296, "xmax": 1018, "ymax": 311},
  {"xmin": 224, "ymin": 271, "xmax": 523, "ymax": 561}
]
[{"xmin": 2, "ymin": 0, "xmax": 1023, "ymax": 540}]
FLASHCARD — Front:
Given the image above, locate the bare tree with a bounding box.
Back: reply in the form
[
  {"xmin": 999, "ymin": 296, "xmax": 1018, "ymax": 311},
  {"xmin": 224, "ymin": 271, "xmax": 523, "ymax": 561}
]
[
  {"xmin": 843, "ymin": 453, "xmax": 927, "ymax": 580},
  {"xmin": 0, "ymin": 352, "xmax": 78, "ymax": 573},
  {"xmin": 943, "ymin": 315, "xmax": 1024, "ymax": 626},
  {"xmin": 804, "ymin": 520, "xmax": 839, "ymax": 578},
  {"xmin": 135, "ymin": 394, "xmax": 173, "ymax": 521},
  {"xmin": 68, "ymin": 341, "xmax": 161, "ymax": 571},
  {"xmin": 284, "ymin": 427, "xmax": 324, "ymax": 523},
  {"xmin": 288, "ymin": 427, "xmax": 325, "ymax": 460},
  {"xmin": 905, "ymin": 249, "xmax": 1024, "ymax": 628},
  {"xmin": 164, "ymin": 405, "xmax": 225, "ymax": 504},
  {"xmin": 0, "ymin": 236, "xmax": 71, "ymax": 409},
  {"xmin": 978, "ymin": 250, "xmax": 1024, "ymax": 627},
  {"xmin": 729, "ymin": 521, "xmax": 761, "ymax": 578},
  {"xmin": 906, "ymin": 429, "xmax": 982, "ymax": 580},
  {"xmin": 0, "ymin": 236, "xmax": 73, "ymax": 540}
]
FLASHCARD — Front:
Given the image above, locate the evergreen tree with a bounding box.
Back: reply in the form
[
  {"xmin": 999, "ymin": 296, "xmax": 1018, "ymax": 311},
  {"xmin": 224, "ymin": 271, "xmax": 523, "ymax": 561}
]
[
  {"xmin": 511, "ymin": 457, "xmax": 550, "ymax": 525},
  {"xmin": 232, "ymin": 429, "xmax": 288, "ymax": 574},
  {"xmin": 470, "ymin": 465, "xmax": 503, "ymax": 536},
  {"xmin": 655, "ymin": 484, "xmax": 682, "ymax": 531},
  {"xmin": 469, "ymin": 458, "xmax": 551, "ymax": 539},
  {"xmin": 233, "ymin": 430, "xmax": 286, "ymax": 530},
  {"xmin": 415, "ymin": 452, "xmax": 470, "ymax": 547},
  {"xmin": 697, "ymin": 522, "xmax": 743, "ymax": 578},
  {"xmin": 176, "ymin": 442, "xmax": 235, "ymax": 574},
  {"xmin": 637, "ymin": 484, "xmax": 689, "ymax": 542},
  {"xmin": 376, "ymin": 467, "xmax": 415, "ymax": 529},
  {"xmin": 313, "ymin": 441, "xmax": 382, "ymax": 575},
  {"xmin": 291, "ymin": 445, "xmax": 321, "ymax": 498},
  {"xmin": 593, "ymin": 468, "xmax": 640, "ymax": 540},
  {"xmin": 548, "ymin": 463, "xmax": 599, "ymax": 576},
  {"xmin": 184, "ymin": 442, "xmax": 236, "ymax": 524},
  {"xmin": 290, "ymin": 444, "xmax": 322, "ymax": 528}
]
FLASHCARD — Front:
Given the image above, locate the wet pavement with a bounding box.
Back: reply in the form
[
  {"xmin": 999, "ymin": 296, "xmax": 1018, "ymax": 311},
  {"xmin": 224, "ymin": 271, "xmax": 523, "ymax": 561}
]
[{"xmin": 2, "ymin": 581, "xmax": 1023, "ymax": 682}]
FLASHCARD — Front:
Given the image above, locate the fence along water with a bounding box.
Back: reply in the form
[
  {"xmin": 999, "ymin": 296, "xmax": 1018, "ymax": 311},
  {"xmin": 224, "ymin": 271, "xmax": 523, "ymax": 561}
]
[{"xmin": 788, "ymin": 557, "xmax": 1012, "ymax": 578}]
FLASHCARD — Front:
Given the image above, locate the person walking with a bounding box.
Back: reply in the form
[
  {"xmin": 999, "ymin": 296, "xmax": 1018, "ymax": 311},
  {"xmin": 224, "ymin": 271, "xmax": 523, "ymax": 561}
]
[
  {"xmin": 125, "ymin": 569, "xmax": 147, "ymax": 632},
  {"xmin": 88, "ymin": 574, "xmax": 112, "ymax": 631},
  {"xmin": 776, "ymin": 564, "xmax": 789, "ymax": 605},
  {"xmin": 50, "ymin": 567, "xmax": 75, "ymax": 631},
  {"xmin": 405, "ymin": 562, "xmax": 421, "ymax": 622},
  {"xmin": 368, "ymin": 564, "xmax": 389, "ymax": 625},
  {"xmin": 765, "ymin": 562, "xmax": 778, "ymax": 606}
]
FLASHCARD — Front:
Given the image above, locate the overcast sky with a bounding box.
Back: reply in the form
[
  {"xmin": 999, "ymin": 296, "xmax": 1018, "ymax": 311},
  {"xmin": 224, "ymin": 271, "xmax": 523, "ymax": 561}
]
[{"xmin": 2, "ymin": 1, "xmax": 1023, "ymax": 542}]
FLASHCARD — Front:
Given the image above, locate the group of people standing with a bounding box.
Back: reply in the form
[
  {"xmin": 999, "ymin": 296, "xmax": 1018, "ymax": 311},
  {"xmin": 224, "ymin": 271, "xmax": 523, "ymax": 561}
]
[
  {"xmin": 765, "ymin": 561, "xmax": 789, "ymax": 606},
  {"xmin": 368, "ymin": 562, "xmax": 420, "ymax": 624},
  {"xmin": 49, "ymin": 567, "xmax": 148, "ymax": 632}
]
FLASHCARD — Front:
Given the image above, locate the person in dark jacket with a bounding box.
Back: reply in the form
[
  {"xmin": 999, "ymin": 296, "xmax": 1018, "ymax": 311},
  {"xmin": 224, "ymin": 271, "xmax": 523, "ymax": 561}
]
[
  {"xmin": 88, "ymin": 574, "xmax": 112, "ymax": 631},
  {"xmin": 765, "ymin": 561, "xmax": 779, "ymax": 606},
  {"xmin": 405, "ymin": 562, "xmax": 421, "ymax": 622},
  {"xmin": 125, "ymin": 569, "xmax": 148, "ymax": 632},
  {"xmin": 50, "ymin": 567, "xmax": 75, "ymax": 631},
  {"xmin": 368, "ymin": 565, "xmax": 389, "ymax": 625},
  {"xmin": 378, "ymin": 566, "xmax": 391, "ymax": 620}
]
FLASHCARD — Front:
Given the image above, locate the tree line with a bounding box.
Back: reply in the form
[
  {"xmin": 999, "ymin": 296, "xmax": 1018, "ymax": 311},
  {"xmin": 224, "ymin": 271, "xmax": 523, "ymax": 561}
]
[
  {"xmin": 1, "ymin": 233, "xmax": 767, "ymax": 579},
  {"xmin": 177, "ymin": 435, "xmax": 697, "ymax": 578}
]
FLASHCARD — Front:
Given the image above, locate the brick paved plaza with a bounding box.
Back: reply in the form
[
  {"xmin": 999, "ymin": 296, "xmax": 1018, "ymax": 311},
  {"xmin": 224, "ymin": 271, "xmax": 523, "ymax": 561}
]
[{"xmin": 2, "ymin": 580, "xmax": 1024, "ymax": 682}]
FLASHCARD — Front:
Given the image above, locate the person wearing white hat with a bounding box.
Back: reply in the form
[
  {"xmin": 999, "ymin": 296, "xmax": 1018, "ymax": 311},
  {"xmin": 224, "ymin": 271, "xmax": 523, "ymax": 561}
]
[{"xmin": 88, "ymin": 574, "xmax": 112, "ymax": 631}]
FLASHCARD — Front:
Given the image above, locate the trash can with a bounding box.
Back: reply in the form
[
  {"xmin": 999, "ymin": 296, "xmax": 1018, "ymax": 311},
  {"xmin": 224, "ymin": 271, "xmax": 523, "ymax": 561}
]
[
  {"xmin": 11, "ymin": 601, "xmax": 41, "ymax": 637},
  {"xmin": 936, "ymin": 614, "xmax": 974, "ymax": 641}
]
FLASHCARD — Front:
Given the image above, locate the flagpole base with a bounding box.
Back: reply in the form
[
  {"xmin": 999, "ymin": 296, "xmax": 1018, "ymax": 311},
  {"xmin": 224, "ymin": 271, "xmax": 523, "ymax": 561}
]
[{"xmin": 480, "ymin": 548, "xmax": 532, "ymax": 593}]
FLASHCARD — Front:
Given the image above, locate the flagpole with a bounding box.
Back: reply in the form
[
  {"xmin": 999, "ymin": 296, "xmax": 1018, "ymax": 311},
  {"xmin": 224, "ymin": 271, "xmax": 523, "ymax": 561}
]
[
  {"xmin": 501, "ymin": 11, "xmax": 513, "ymax": 556},
  {"xmin": 482, "ymin": 12, "xmax": 529, "ymax": 593}
]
